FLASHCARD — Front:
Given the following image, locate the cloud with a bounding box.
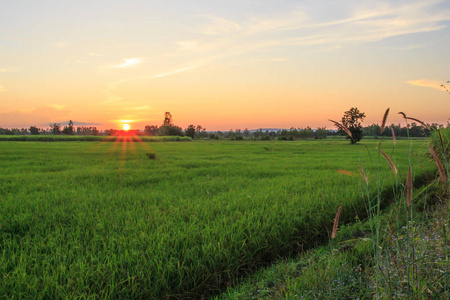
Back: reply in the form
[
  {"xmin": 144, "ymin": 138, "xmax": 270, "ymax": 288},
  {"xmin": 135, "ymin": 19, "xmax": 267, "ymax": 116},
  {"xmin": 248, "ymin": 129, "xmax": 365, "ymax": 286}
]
[
  {"xmin": 60, "ymin": 121, "xmax": 102, "ymax": 126},
  {"xmin": 127, "ymin": 106, "xmax": 150, "ymax": 110},
  {"xmin": 406, "ymin": 79, "xmax": 448, "ymax": 91},
  {"xmin": 103, "ymin": 63, "xmax": 201, "ymax": 103},
  {"xmin": 0, "ymin": 68, "xmax": 17, "ymax": 73},
  {"xmin": 153, "ymin": 65, "xmax": 198, "ymax": 78},
  {"xmin": 88, "ymin": 52, "xmax": 102, "ymax": 56},
  {"xmin": 0, "ymin": 85, "xmax": 5, "ymax": 93},
  {"xmin": 46, "ymin": 104, "xmax": 65, "ymax": 110},
  {"xmin": 174, "ymin": 0, "xmax": 449, "ymax": 60},
  {"xmin": 197, "ymin": 14, "xmax": 243, "ymax": 35},
  {"xmin": 252, "ymin": 57, "xmax": 287, "ymax": 63},
  {"xmin": 110, "ymin": 58, "xmax": 142, "ymax": 68},
  {"xmin": 381, "ymin": 44, "xmax": 425, "ymax": 51},
  {"xmin": 102, "ymin": 0, "xmax": 449, "ymax": 103},
  {"xmin": 55, "ymin": 41, "xmax": 68, "ymax": 48},
  {"xmin": 0, "ymin": 106, "xmax": 73, "ymax": 128}
]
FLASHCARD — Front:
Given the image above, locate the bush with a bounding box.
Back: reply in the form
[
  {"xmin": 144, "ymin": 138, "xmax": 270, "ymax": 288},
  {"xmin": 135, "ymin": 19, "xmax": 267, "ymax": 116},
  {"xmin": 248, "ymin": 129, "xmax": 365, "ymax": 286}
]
[{"xmin": 145, "ymin": 152, "xmax": 157, "ymax": 160}]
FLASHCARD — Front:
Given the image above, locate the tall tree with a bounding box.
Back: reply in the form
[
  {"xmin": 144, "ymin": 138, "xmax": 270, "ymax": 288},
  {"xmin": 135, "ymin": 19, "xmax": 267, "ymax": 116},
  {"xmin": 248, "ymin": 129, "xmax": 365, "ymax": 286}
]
[
  {"xmin": 185, "ymin": 125, "xmax": 196, "ymax": 139},
  {"xmin": 339, "ymin": 107, "xmax": 366, "ymax": 144},
  {"xmin": 163, "ymin": 112, "xmax": 173, "ymax": 126},
  {"xmin": 50, "ymin": 123, "xmax": 61, "ymax": 134},
  {"xmin": 29, "ymin": 126, "xmax": 40, "ymax": 135},
  {"xmin": 62, "ymin": 120, "xmax": 74, "ymax": 135}
]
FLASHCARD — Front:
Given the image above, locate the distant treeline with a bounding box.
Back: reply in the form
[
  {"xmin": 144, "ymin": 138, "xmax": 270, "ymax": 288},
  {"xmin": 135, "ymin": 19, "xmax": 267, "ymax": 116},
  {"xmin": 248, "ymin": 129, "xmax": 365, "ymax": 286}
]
[
  {"xmin": 0, "ymin": 121, "xmax": 447, "ymax": 140},
  {"xmin": 0, "ymin": 135, "xmax": 191, "ymax": 142},
  {"xmin": 363, "ymin": 122, "xmax": 447, "ymax": 138}
]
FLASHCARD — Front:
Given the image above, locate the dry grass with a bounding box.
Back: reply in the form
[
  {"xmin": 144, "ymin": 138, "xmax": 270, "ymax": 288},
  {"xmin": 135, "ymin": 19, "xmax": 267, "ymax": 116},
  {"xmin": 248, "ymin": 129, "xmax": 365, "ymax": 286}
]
[
  {"xmin": 429, "ymin": 146, "xmax": 448, "ymax": 184},
  {"xmin": 380, "ymin": 108, "xmax": 390, "ymax": 133},
  {"xmin": 331, "ymin": 204, "xmax": 342, "ymax": 239},
  {"xmin": 328, "ymin": 119, "xmax": 353, "ymax": 140},
  {"xmin": 379, "ymin": 148, "xmax": 398, "ymax": 175},
  {"xmin": 356, "ymin": 164, "xmax": 369, "ymax": 185},
  {"xmin": 336, "ymin": 169, "xmax": 354, "ymax": 176}
]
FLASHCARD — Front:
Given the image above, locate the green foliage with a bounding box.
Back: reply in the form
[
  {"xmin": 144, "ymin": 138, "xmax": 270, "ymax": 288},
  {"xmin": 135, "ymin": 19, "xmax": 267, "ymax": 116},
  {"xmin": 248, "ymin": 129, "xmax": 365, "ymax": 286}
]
[
  {"xmin": 62, "ymin": 120, "xmax": 74, "ymax": 135},
  {"xmin": 158, "ymin": 125, "xmax": 184, "ymax": 136},
  {"xmin": 430, "ymin": 127, "xmax": 450, "ymax": 161},
  {"xmin": 29, "ymin": 126, "xmax": 40, "ymax": 135},
  {"xmin": 50, "ymin": 123, "xmax": 61, "ymax": 134},
  {"xmin": 184, "ymin": 124, "xmax": 196, "ymax": 139},
  {"xmin": 340, "ymin": 107, "xmax": 366, "ymax": 144},
  {"xmin": 0, "ymin": 140, "xmax": 433, "ymax": 298},
  {"xmin": 144, "ymin": 125, "xmax": 159, "ymax": 136}
]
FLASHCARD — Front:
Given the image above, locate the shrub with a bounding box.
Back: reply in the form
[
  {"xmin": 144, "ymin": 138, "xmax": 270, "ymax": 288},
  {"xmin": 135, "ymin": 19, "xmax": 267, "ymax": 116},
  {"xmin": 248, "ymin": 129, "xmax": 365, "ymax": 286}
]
[{"xmin": 145, "ymin": 152, "xmax": 157, "ymax": 160}]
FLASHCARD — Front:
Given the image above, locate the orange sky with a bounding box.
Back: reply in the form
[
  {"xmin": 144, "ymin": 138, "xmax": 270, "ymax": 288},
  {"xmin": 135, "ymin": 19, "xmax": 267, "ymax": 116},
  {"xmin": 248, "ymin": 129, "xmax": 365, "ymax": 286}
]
[{"xmin": 1, "ymin": 0, "xmax": 449, "ymax": 130}]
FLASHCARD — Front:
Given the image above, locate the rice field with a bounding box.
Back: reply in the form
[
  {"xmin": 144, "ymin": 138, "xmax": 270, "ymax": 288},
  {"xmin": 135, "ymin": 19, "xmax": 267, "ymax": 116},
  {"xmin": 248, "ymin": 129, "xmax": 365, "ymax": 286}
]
[{"xmin": 0, "ymin": 139, "xmax": 434, "ymax": 298}]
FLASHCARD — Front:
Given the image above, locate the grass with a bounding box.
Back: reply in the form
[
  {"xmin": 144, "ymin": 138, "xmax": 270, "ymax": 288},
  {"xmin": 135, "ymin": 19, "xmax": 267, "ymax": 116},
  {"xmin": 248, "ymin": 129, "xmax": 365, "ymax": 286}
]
[
  {"xmin": 0, "ymin": 139, "xmax": 435, "ymax": 298},
  {"xmin": 217, "ymin": 127, "xmax": 449, "ymax": 299},
  {"xmin": 217, "ymin": 202, "xmax": 449, "ymax": 299}
]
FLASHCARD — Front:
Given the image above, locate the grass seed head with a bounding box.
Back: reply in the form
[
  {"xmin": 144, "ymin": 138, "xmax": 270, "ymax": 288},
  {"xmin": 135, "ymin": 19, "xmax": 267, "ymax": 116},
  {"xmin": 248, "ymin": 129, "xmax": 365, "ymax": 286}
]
[
  {"xmin": 356, "ymin": 164, "xmax": 369, "ymax": 185},
  {"xmin": 406, "ymin": 117, "xmax": 429, "ymax": 129},
  {"xmin": 331, "ymin": 204, "xmax": 342, "ymax": 239},
  {"xmin": 429, "ymin": 147, "xmax": 447, "ymax": 184},
  {"xmin": 379, "ymin": 148, "xmax": 398, "ymax": 175},
  {"xmin": 328, "ymin": 119, "xmax": 353, "ymax": 139},
  {"xmin": 380, "ymin": 108, "xmax": 390, "ymax": 134}
]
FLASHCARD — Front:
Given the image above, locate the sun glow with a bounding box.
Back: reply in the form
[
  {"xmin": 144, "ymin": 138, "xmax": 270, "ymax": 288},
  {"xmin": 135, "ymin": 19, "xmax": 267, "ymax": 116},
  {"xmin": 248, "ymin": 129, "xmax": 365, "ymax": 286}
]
[{"xmin": 122, "ymin": 124, "xmax": 130, "ymax": 131}]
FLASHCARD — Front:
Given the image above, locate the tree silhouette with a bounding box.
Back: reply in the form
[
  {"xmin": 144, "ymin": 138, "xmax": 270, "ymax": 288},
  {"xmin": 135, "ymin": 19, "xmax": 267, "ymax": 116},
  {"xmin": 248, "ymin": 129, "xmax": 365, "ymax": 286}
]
[
  {"xmin": 163, "ymin": 112, "xmax": 173, "ymax": 126},
  {"xmin": 185, "ymin": 125, "xmax": 196, "ymax": 139},
  {"xmin": 337, "ymin": 107, "xmax": 366, "ymax": 144},
  {"xmin": 50, "ymin": 123, "xmax": 61, "ymax": 134}
]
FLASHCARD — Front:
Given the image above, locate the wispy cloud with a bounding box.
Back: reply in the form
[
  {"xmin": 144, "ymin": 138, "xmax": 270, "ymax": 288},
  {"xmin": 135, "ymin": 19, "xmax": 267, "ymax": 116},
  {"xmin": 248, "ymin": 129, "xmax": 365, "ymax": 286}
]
[
  {"xmin": 0, "ymin": 85, "xmax": 5, "ymax": 92},
  {"xmin": 381, "ymin": 44, "xmax": 425, "ymax": 51},
  {"xmin": 103, "ymin": 63, "xmax": 200, "ymax": 103},
  {"xmin": 55, "ymin": 41, "xmax": 68, "ymax": 48},
  {"xmin": 110, "ymin": 58, "xmax": 142, "ymax": 68},
  {"xmin": 153, "ymin": 65, "xmax": 198, "ymax": 78},
  {"xmin": 47, "ymin": 104, "xmax": 65, "ymax": 110},
  {"xmin": 406, "ymin": 79, "xmax": 448, "ymax": 91},
  {"xmin": 252, "ymin": 57, "xmax": 287, "ymax": 63},
  {"xmin": 127, "ymin": 106, "xmax": 150, "ymax": 110},
  {"xmin": 175, "ymin": 0, "xmax": 449, "ymax": 59},
  {"xmin": 197, "ymin": 14, "xmax": 243, "ymax": 35},
  {"xmin": 61, "ymin": 121, "xmax": 102, "ymax": 126},
  {"xmin": 0, "ymin": 68, "xmax": 17, "ymax": 73},
  {"xmin": 0, "ymin": 106, "xmax": 73, "ymax": 128},
  {"xmin": 102, "ymin": 0, "xmax": 449, "ymax": 104}
]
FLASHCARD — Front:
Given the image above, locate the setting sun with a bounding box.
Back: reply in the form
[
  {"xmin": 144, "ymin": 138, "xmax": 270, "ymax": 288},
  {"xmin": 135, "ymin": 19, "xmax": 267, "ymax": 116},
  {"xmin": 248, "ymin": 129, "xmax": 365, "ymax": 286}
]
[{"xmin": 122, "ymin": 124, "xmax": 130, "ymax": 131}]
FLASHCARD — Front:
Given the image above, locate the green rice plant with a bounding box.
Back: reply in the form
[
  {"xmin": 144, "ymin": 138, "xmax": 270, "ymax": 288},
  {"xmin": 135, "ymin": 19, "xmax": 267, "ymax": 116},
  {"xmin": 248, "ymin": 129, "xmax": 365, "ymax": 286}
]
[{"xmin": 0, "ymin": 139, "xmax": 434, "ymax": 298}]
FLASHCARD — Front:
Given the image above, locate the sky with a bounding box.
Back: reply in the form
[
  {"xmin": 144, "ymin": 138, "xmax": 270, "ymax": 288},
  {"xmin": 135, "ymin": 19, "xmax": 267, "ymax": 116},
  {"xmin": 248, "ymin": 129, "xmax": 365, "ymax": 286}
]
[{"xmin": 0, "ymin": 0, "xmax": 449, "ymax": 131}]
